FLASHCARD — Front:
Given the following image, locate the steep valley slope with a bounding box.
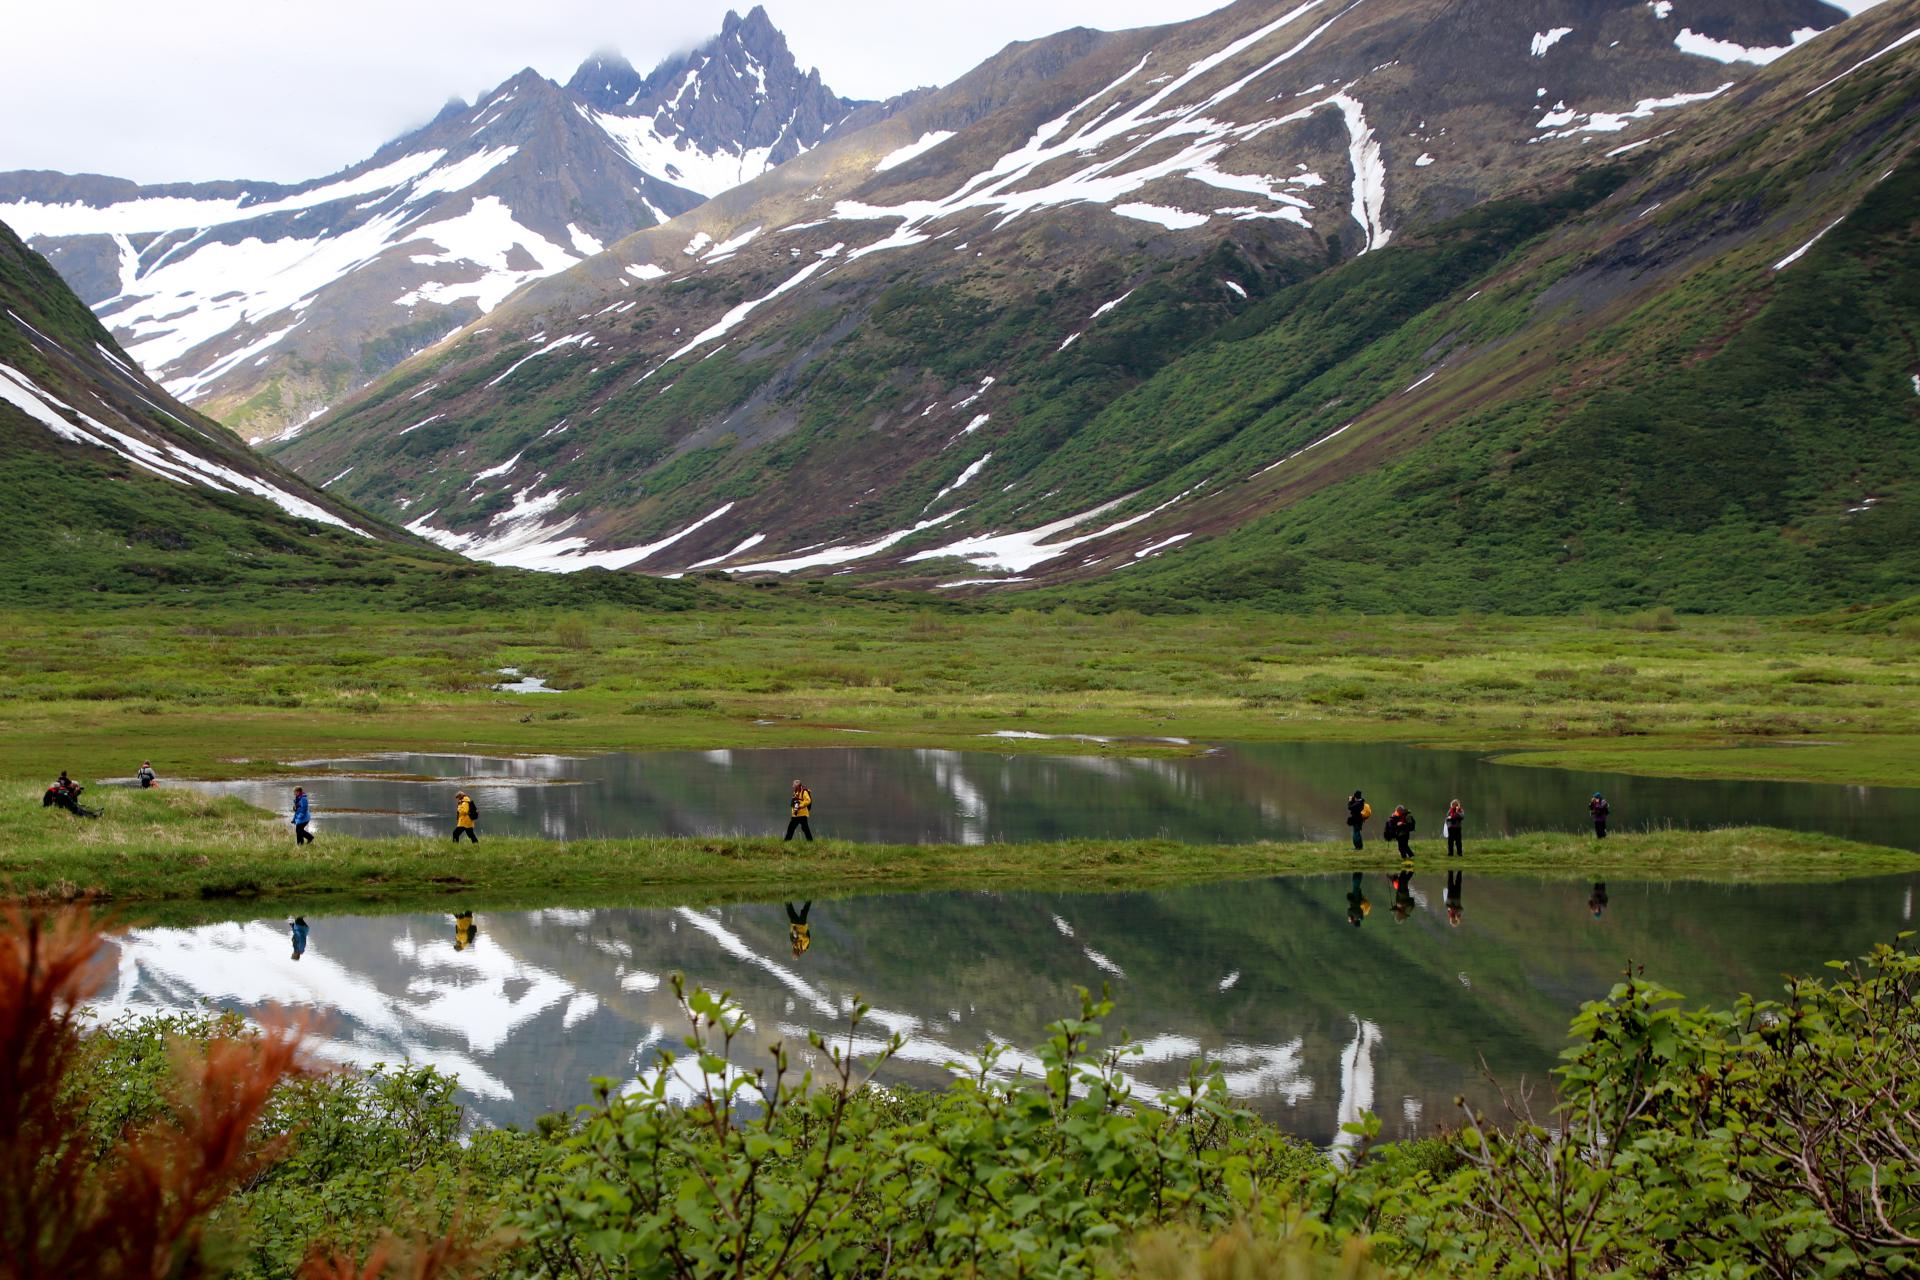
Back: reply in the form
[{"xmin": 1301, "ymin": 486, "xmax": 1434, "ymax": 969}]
[{"xmin": 268, "ymin": 0, "xmax": 1919, "ymax": 610}]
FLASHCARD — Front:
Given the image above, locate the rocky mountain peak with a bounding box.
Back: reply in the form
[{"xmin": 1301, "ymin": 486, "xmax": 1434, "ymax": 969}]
[{"xmin": 566, "ymin": 50, "xmax": 644, "ymax": 112}]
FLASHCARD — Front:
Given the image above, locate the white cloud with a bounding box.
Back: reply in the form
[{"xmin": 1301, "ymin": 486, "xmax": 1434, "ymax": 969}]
[{"xmin": 0, "ymin": 1, "xmax": 1234, "ymax": 184}]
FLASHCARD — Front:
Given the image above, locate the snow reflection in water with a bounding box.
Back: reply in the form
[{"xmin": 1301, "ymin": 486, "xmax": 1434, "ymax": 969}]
[{"xmin": 93, "ymin": 872, "xmax": 1920, "ymax": 1146}]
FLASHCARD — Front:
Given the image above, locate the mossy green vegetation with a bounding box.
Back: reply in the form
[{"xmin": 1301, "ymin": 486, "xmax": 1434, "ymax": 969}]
[{"xmin": 1, "ymin": 604, "xmax": 1914, "ymax": 789}]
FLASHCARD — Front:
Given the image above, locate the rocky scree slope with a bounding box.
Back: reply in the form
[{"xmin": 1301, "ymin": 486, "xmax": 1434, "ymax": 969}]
[
  {"xmin": 276, "ymin": 0, "xmax": 1907, "ymax": 607},
  {"xmin": 0, "ymin": 7, "xmax": 858, "ymax": 444}
]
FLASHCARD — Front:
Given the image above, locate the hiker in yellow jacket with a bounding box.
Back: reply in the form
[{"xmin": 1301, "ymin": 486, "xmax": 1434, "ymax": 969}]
[
  {"xmin": 785, "ymin": 779, "xmax": 813, "ymax": 842},
  {"xmin": 787, "ymin": 901, "xmax": 812, "ymax": 957},
  {"xmin": 453, "ymin": 790, "xmax": 478, "ymax": 843}
]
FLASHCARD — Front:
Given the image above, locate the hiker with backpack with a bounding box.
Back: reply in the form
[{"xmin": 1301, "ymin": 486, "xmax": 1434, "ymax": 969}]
[
  {"xmin": 1382, "ymin": 805, "xmax": 1416, "ymax": 859},
  {"xmin": 453, "ymin": 790, "xmax": 478, "ymax": 843},
  {"xmin": 1345, "ymin": 872, "xmax": 1370, "ymax": 928},
  {"xmin": 1444, "ymin": 799, "xmax": 1464, "ymax": 857},
  {"xmin": 1346, "ymin": 791, "xmax": 1370, "ymax": 849},
  {"xmin": 785, "ymin": 779, "xmax": 813, "ymax": 842},
  {"xmin": 291, "ymin": 787, "xmax": 314, "ymax": 845},
  {"xmin": 136, "ymin": 761, "xmax": 157, "ymax": 788},
  {"xmin": 1588, "ymin": 792, "xmax": 1610, "ymax": 839}
]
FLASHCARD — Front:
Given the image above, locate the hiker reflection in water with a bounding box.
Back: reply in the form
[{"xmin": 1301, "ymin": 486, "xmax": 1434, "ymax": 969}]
[
  {"xmin": 1444, "ymin": 869, "xmax": 1464, "ymax": 927},
  {"xmin": 289, "ymin": 916, "xmax": 309, "ymax": 961},
  {"xmin": 1345, "ymin": 873, "xmax": 1370, "ymax": 928},
  {"xmin": 1390, "ymin": 866, "xmax": 1417, "ymax": 922},
  {"xmin": 1588, "ymin": 882, "xmax": 1609, "ymax": 919},
  {"xmin": 454, "ymin": 911, "xmax": 479, "ymax": 951},
  {"xmin": 787, "ymin": 901, "xmax": 812, "ymax": 958}
]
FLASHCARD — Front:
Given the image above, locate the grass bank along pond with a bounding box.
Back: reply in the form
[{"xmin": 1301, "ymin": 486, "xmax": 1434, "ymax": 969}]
[
  {"xmin": 177, "ymin": 742, "xmax": 1920, "ymax": 847},
  {"xmin": 94, "ymin": 870, "xmax": 1920, "ymax": 1146}
]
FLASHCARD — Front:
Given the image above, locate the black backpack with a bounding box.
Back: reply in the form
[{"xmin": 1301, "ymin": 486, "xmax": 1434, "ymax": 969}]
[{"xmin": 466, "ymin": 792, "xmax": 480, "ymax": 820}]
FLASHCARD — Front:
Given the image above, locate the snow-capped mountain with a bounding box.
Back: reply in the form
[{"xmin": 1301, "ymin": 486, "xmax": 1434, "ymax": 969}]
[
  {"xmin": 271, "ymin": 0, "xmax": 1916, "ymax": 611},
  {"xmin": 0, "ymin": 7, "xmax": 858, "ymax": 442}
]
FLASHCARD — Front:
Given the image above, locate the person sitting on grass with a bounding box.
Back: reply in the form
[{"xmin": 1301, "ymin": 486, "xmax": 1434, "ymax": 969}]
[
  {"xmin": 453, "ymin": 790, "xmax": 478, "ymax": 843},
  {"xmin": 785, "ymin": 779, "xmax": 813, "ymax": 842},
  {"xmin": 43, "ymin": 771, "xmax": 99, "ymax": 818},
  {"xmin": 136, "ymin": 761, "xmax": 157, "ymax": 789}
]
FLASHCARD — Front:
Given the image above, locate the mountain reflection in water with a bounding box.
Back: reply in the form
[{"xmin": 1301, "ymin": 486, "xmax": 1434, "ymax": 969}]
[
  {"xmin": 93, "ymin": 873, "xmax": 1920, "ymax": 1145},
  {"xmin": 182, "ymin": 743, "xmax": 1920, "ymax": 850}
]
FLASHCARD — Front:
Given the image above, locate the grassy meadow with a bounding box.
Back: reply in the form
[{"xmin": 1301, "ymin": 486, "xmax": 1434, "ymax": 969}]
[{"xmin": 2, "ymin": 601, "xmax": 1916, "ymax": 787}]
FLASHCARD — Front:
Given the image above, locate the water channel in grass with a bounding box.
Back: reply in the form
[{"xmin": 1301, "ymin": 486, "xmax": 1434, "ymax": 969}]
[
  {"xmin": 185, "ymin": 742, "xmax": 1920, "ymax": 849},
  {"xmin": 97, "ymin": 872, "xmax": 1920, "ymax": 1145}
]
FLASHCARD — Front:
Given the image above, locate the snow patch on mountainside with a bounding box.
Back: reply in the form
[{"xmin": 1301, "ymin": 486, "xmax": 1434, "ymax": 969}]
[
  {"xmin": 1530, "ymin": 28, "xmax": 1573, "ymax": 56},
  {"xmin": 0, "ymin": 360, "xmax": 367, "ymax": 535},
  {"xmin": 406, "ymin": 494, "xmax": 736, "ymax": 571},
  {"xmin": 876, "ymin": 131, "xmax": 957, "ymax": 173},
  {"xmin": 1674, "ymin": 26, "xmax": 1819, "ymax": 65},
  {"xmin": 581, "ymin": 106, "xmax": 793, "ymax": 198}
]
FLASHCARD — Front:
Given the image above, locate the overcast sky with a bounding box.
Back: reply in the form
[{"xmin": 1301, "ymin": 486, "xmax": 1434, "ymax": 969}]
[{"xmin": 1, "ymin": 0, "xmax": 1232, "ymax": 185}]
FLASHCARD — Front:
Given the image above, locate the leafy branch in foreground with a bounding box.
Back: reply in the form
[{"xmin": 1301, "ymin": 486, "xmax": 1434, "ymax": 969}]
[
  {"xmin": 1312, "ymin": 939, "xmax": 1920, "ymax": 1278},
  {"xmin": 515, "ymin": 980, "xmax": 1321, "ymax": 1278}
]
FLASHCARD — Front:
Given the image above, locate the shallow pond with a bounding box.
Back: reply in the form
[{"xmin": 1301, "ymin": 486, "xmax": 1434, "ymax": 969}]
[
  {"xmin": 187, "ymin": 742, "xmax": 1920, "ymax": 849},
  {"xmin": 96, "ymin": 873, "xmax": 1919, "ymax": 1145}
]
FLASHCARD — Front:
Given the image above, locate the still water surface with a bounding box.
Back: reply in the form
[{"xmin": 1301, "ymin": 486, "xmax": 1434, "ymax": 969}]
[
  {"xmin": 188, "ymin": 743, "xmax": 1920, "ymax": 849},
  {"xmin": 97, "ymin": 873, "xmax": 1920, "ymax": 1145}
]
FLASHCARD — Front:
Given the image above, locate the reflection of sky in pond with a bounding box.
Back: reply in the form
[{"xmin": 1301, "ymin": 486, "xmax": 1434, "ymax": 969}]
[
  {"xmin": 93, "ymin": 872, "xmax": 1920, "ymax": 1146},
  {"xmin": 181, "ymin": 743, "xmax": 1920, "ymax": 849}
]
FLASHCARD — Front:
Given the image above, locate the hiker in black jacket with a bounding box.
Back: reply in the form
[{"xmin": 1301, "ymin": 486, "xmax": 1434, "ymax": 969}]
[
  {"xmin": 1346, "ymin": 791, "xmax": 1368, "ymax": 849},
  {"xmin": 1589, "ymin": 792, "xmax": 1610, "ymax": 839}
]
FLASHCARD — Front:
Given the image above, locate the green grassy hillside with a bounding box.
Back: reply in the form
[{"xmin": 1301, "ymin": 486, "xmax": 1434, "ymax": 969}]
[{"xmin": 0, "ymin": 220, "xmax": 707, "ymax": 612}]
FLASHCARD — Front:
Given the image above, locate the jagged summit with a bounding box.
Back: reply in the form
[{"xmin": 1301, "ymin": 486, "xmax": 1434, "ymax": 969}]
[{"xmin": 566, "ymin": 51, "xmax": 645, "ymax": 110}]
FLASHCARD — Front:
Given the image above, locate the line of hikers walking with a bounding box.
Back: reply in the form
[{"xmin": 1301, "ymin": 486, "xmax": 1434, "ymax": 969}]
[{"xmin": 272, "ymin": 777, "xmax": 820, "ymax": 843}]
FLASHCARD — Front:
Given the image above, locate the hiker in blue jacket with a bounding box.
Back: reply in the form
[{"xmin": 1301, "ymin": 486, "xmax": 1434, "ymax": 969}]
[{"xmin": 292, "ymin": 787, "xmax": 314, "ymax": 845}]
